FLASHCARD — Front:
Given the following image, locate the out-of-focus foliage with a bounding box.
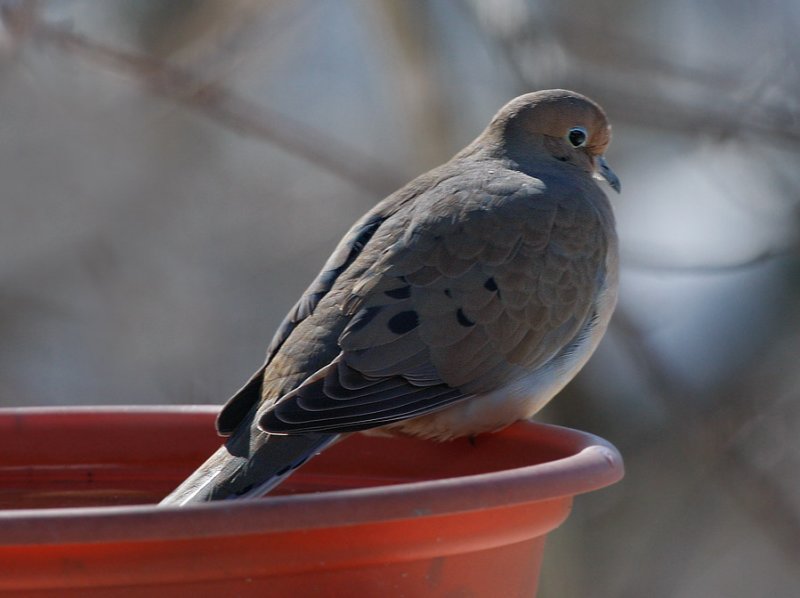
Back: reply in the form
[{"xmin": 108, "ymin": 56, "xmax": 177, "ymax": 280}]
[{"xmin": 1, "ymin": 1, "xmax": 798, "ymax": 596}]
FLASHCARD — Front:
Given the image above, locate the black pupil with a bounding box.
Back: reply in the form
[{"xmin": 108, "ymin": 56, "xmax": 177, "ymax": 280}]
[{"xmin": 569, "ymin": 129, "xmax": 586, "ymax": 147}]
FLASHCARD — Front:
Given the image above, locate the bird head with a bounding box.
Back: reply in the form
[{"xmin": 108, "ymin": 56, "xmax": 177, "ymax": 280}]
[{"xmin": 486, "ymin": 89, "xmax": 621, "ymax": 193}]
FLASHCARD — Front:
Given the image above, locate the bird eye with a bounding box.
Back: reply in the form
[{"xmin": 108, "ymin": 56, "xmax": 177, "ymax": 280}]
[{"xmin": 567, "ymin": 127, "xmax": 588, "ymax": 148}]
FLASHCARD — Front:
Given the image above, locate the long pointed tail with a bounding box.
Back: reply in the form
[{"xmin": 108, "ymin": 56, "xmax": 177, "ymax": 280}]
[{"xmin": 159, "ymin": 426, "xmax": 339, "ymax": 505}]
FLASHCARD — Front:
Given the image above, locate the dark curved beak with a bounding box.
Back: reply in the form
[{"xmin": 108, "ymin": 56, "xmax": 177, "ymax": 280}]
[{"xmin": 596, "ymin": 156, "xmax": 621, "ymax": 193}]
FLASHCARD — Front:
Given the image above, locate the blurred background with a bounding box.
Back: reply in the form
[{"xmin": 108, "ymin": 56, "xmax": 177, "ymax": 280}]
[{"xmin": 1, "ymin": 0, "xmax": 799, "ymax": 595}]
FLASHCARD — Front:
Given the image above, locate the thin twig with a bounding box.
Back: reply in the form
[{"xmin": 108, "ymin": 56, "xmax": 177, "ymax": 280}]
[
  {"xmin": 463, "ymin": 2, "xmax": 800, "ymax": 148},
  {"xmin": 1, "ymin": 3, "xmax": 404, "ymax": 196}
]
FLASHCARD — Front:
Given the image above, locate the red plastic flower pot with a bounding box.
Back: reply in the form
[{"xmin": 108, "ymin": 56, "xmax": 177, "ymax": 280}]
[{"xmin": 0, "ymin": 406, "xmax": 623, "ymax": 597}]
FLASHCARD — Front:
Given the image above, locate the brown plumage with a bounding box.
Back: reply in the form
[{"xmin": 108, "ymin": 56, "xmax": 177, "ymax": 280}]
[{"xmin": 161, "ymin": 89, "xmax": 620, "ymax": 505}]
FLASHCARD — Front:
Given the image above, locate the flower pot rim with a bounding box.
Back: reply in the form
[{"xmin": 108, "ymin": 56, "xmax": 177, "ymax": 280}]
[{"xmin": 0, "ymin": 405, "xmax": 623, "ymax": 546}]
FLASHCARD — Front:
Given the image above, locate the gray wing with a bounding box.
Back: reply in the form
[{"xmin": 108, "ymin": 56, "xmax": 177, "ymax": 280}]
[
  {"xmin": 259, "ymin": 173, "xmax": 611, "ymax": 435},
  {"xmin": 216, "ymin": 211, "xmax": 388, "ymax": 435}
]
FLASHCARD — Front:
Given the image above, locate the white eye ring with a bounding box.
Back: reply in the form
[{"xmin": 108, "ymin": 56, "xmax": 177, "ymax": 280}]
[{"xmin": 567, "ymin": 127, "xmax": 588, "ymax": 148}]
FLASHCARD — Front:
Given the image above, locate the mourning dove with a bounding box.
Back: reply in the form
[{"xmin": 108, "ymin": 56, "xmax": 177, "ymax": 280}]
[{"xmin": 161, "ymin": 89, "xmax": 620, "ymax": 505}]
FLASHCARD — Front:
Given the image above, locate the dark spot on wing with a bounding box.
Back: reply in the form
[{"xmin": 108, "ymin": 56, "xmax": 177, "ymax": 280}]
[
  {"xmin": 385, "ymin": 285, "xmax": 411, "ymax": 299},
  {"xmin": 456, "ymin": 308, "xmax": 475, "ymax": 327},
  {"xmin": 388, "ymin": 310, "xmax": 420, "ymax": 334},
  {"xmin": 484, "ymin": 277, "xmax": 498, "ymax": 292},
  {"xmin": 444, "ymin": 288, "xmax": 452, "ymax": 298}
]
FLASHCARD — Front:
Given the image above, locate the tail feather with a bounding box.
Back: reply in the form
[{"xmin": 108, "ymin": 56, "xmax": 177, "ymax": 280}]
[{"xmin": 159, "ymin": 427, "xmax": 339, "ymax": 505}]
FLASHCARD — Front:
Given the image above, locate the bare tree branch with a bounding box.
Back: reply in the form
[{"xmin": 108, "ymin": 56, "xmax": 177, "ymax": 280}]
[
  {"xmin": 463, "ymin": 2, "xmax": 800, "ymax": 149},
  {"xmin": 1, "ymin": 2, "xmax": 404, "ymax": 197}
]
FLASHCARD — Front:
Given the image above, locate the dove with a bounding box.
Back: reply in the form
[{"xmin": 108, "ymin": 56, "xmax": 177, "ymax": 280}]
[{"xmin": 160, "ymin": 89, "xmax": 620, "ymax": 505}]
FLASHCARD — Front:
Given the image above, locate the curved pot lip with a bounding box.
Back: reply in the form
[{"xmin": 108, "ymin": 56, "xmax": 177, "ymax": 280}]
[{"xmin": 0, "ymin": 406, "xmax": 624, "ymax": 545}]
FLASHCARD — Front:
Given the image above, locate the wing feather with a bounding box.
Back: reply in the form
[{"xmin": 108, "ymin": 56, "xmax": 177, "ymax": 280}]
[{"xmin": 256, "ymin": 170, "xmax": 611, "ymax": 435}]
